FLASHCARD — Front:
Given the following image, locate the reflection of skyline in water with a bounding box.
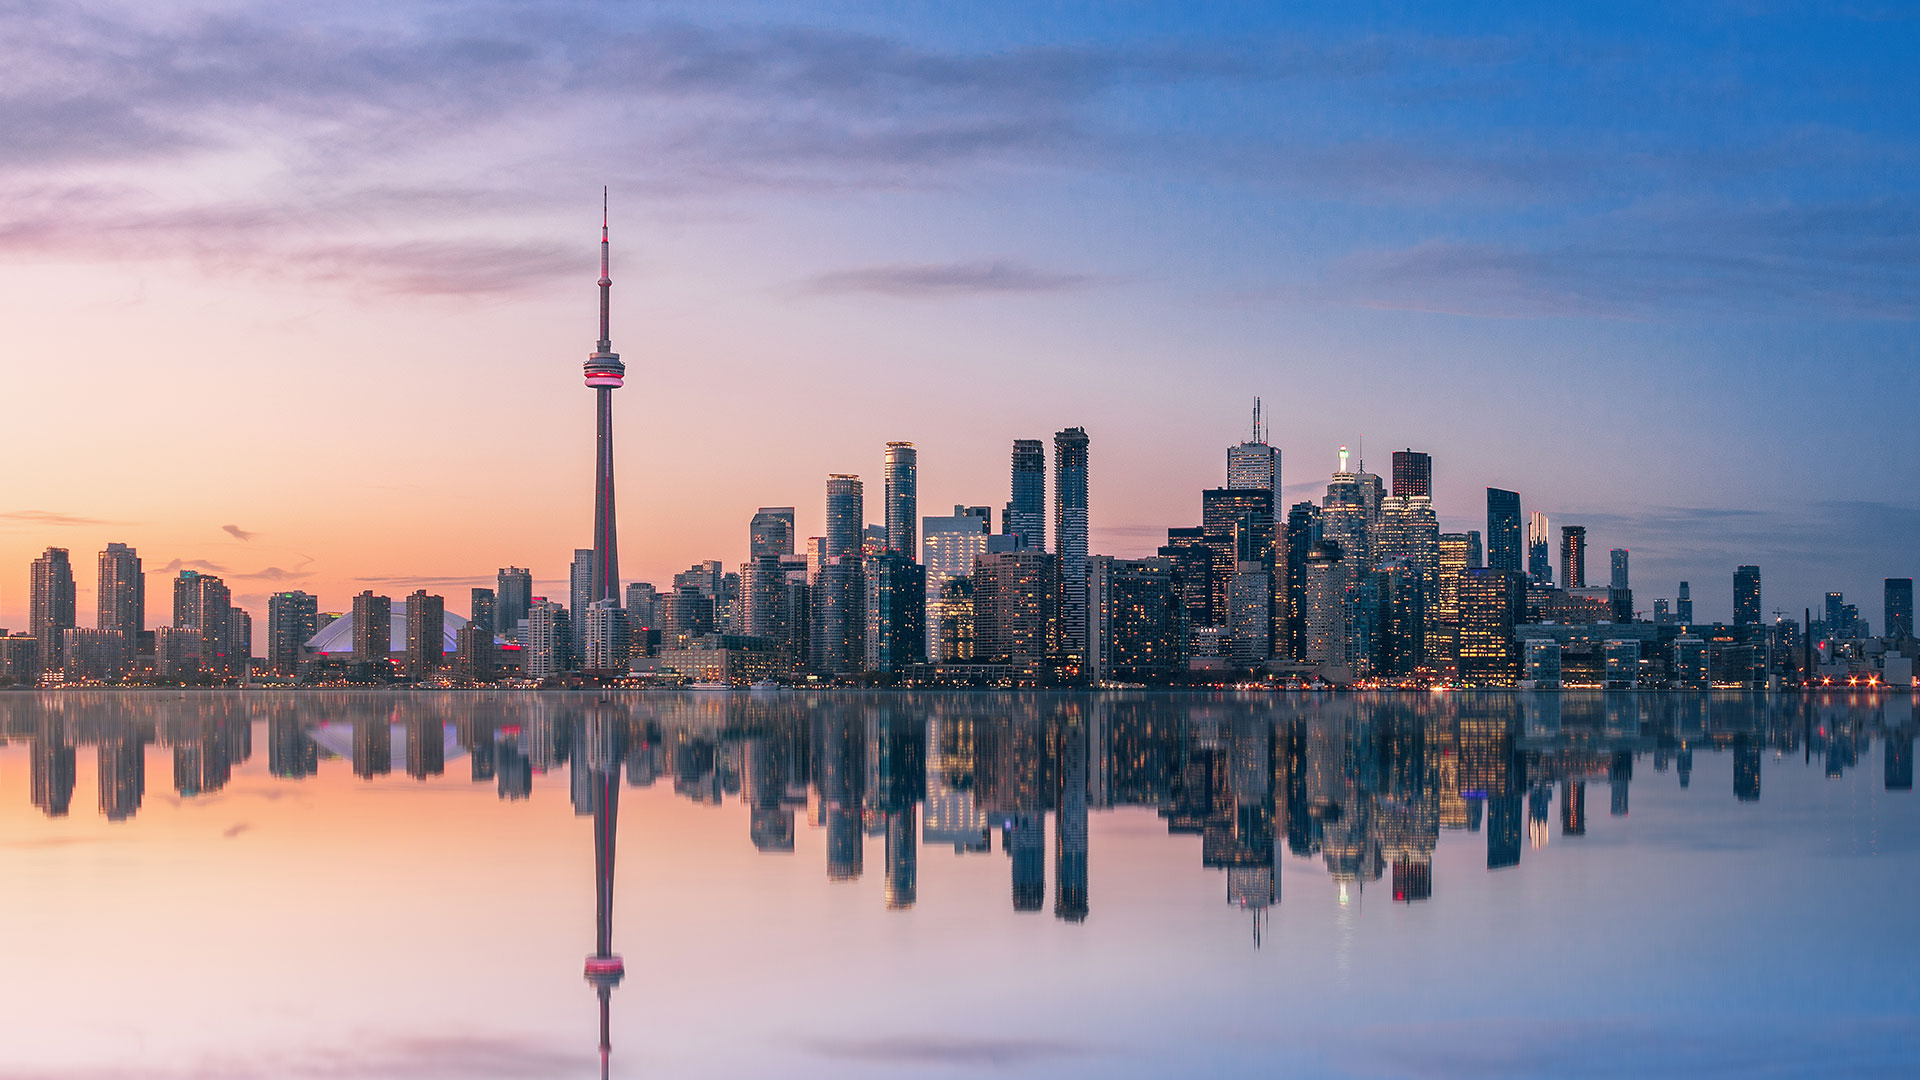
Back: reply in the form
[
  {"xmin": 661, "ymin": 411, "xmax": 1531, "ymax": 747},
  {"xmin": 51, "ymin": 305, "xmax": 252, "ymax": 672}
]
[{"xmin": 6, "ymin": 691, "xmax": 1915, "ymax": 912}]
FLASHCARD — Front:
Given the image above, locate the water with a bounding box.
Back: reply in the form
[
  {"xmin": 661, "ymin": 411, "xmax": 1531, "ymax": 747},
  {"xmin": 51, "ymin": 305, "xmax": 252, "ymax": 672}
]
[{"xmin": 2, "ymin": 690, "xmax": 1916, "ymax": 1078}]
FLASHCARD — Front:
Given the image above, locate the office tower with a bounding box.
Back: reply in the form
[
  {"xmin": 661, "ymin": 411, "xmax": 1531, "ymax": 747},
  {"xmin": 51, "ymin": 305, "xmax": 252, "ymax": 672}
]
[
  {"xmin": 1377, "ymin": 493, "xmax": 1439, "ymax": 631},
  {"xmin": 1526, "ymin": 639, "xmax": 1563, "ymax": 687},
  {"xmin": 928, "ymin": 577, "xmax": 974, "ymax": 662},
  {"xmin": 864, "ymin": 553, "xmax": 926, "ymax": 673},
  {"xmin": 1559, "ymin": 525, "xmax": 1587, "ymax": 588},
  {"xmin": 1654, "ymin": 598, "xmax": 1672, "ymax": 624},
  {"xmin": 351, "ymin": 591, "xmax": 392, "ymax": 677},
  {"xmin": 923, "ymin": 507, "xmax": 991, "ymax": 661},
  {"xmin": 583, "ymin": 599, "xmax": 631, "ymax": 671},
  {"xmin": 1610, "ymin": 549, "xmax": 1630, "ymax": 591},
  {"xmin": 1009, "ymin": 439, "xmax": 1046, "ymax": 550},
  {"xmin": 583, "ymin": 190, "xmax": 627, "ymax": 608},
  {"xmin": 228, "ymin": 608, "xmax": 251, "ymax": 668},
  {"xmin": 30, "ymin": 548, "xmax": 77, "ymax": 676},
  {"xmin": 1204, "ymin": 487, "xmax": 1277, "ymax": 629},
  {"xmin": 1486, "ymin": 489, "xmax": 1522, "ymax": 574},
  {"xmin": 496, "ymin": 567, "xmax": 533, "ymax": 640},
  {"xmin": 178, "ymin": 572, "xmax": 233, "ymax": 679},
  {"xmin": 569, "ymin": 548, "xmax": 594, "ymax": 662},
  {"xmin": 742, "ymin": 556, "xmax": 787, "ymax": 640},
  {"xmin": 1390, "ymin": 449, "xmax": 1431, "ymax": 498},
  {"xmin": 973, "ymin": 550, "xmax": 1058, "ymax": 664},
  {"xmin": 1227, "ymin": 398, "xmax": 1280, "ymax": 492},
  {"xmin": 404, "ymin": 591, "xmax": 445, "ymax": 676},
  {"xmin": 524, "ymin": 597, "xmax": 569, "ymax": 679},
  {"xmin": 1373, "ymin": 559, "xmax": 1425, "ymax": 676},
  {"xmin": 1161, "ymin": 526, "xmax": 1215, "ymax": 635},
  {"xmin": 1677, "ymin": 581, "xmax": 1693, "ymax": 624},
  {"xmin": 749, "ymin": 507, "xmax": 797, "ymax": 560},
  {"xmin": 1825, "ymin": 592, "xmax": 1847, "ymax": 637},
  {"xmin": 810, "ymin": 557, "xmax": 866, "ymax": 675},
  {"xmin": 1302, "ymin": 540, "xmax": 1346, "ymax": 665},
  {"xmin": 1467, "ymin": 530, "xmax": 1483, "ymax": 569},
  {"xmin": 1087, "ymin": 556, "xmax": 1185, "ymax": 682},
  {"xmin": 1227, "ymin": 561, "xmax": 1272, "ymax": 666},
  {"xmin": 1888, "ymin": 578, "xmax": 1915, "ymax": 641},
  {"xmin": 266, "ymin": 591, "xmax": 318, "ymax": 677},
  {"xmin": 825, "ymin": 475, "xmax": 864, "ymax": 559},
  {"xmin": 1054, "ymin": 426, "xmax": 1090, "ymax": 662},
  {"xmin": 1457, "ymin": 568, "xmax": 1525, "ymax": 687},
  {"xmin": 1734, "ymin": 566, "xmax": 1763, "ymax": 627},
  {"xmin": 623, "ymin": 582, "xmax": 657, "ymax": 631},
  {"xmin": 1282, "ymin": 503, "xmax": 1321, "ymax": 662},
  {"xmin": 1434, "ymin": 532, "xmax": 1471, "ymax": 673},
  {"xmin": 96, "ymin": 543, "xmax": 143, "ymax": 641},
  {"xmin": 1527, "ymin": 512, "xmax": 1552, "ymax": 584},
  {"xmin": 469, "ymin": 587, "xmax": 496, "ymax": 637},
  {"xmin": 883, "ymin": 442, "xmax": 917, "ymax": 556}
]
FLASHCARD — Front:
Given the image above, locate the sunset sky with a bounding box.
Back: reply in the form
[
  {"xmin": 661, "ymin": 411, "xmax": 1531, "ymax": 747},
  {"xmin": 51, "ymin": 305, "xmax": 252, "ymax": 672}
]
[{"xmin": 3, "ymin": 1, "xmax": 1917, "ymax": 638}]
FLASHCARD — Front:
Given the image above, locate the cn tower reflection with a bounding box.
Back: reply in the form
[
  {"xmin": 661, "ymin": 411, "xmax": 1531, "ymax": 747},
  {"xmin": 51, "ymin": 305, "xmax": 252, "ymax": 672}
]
[{"xmin": 580, "ymin": 706, "xmax": 626, "ymax": 1079}]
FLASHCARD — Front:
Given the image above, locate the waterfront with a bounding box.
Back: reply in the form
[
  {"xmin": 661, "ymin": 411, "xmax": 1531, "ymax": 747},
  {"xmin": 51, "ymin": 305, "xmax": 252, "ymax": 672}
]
[{"xmin": 1, "ymin": 691, "xmax": 1916, "ymax": 1078}]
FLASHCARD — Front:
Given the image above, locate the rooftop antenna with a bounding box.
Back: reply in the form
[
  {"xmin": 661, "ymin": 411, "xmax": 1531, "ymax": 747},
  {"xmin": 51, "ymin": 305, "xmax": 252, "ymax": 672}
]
[{"xmin": 1252, "ymin": 396, "xmax": 1263, "ymax": 444}]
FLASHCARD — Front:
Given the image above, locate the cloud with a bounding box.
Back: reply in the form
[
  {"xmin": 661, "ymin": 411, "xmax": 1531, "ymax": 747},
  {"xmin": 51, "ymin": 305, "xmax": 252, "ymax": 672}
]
[
  {"xmin": 0, "ymin": 509, "xmax": 118, "ymax": 527},
  {"xmin": 158, "ymin": 558, "xmax": 229, "ymax": 575},
  {"xmin": 799, "ymin": 260, "xmax": 1102, "ymax": 298},
  {"xmin": 221, "ymin": 822, "xmax": 250, "ymax": 839},
  {"xmin": 800, "ymin": 1035, "xmax": 1093, "ymax": 1067},
  {"xmin": 0, "ymin": 1034, "xmax": 585, "ymax": 1080},
  {"xmin": 222, "ymin": 525, "xmax": 255, "ymax": 541}
]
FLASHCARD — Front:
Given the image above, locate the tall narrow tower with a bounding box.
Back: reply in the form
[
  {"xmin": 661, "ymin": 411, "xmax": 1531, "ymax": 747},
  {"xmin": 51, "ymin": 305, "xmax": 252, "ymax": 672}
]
[{"xmin": 584, "ymin": 189, "xmax": 626, "ymax": 605}]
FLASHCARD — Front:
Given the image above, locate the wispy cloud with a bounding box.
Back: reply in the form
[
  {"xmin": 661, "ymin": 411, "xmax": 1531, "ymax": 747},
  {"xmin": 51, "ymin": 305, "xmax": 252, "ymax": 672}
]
[
  {"xmin": 221, "ymin": 525, "xmax": 256, "ymax": 542},
  {"xmin": 158, "ymin": 557, "xmax": 228, "ymax": 575},
  {"xmin": 0, "ymin": 509, "xmax": 119, "ymax": 527},
  {"xmin": 800, "ymin": 1035, "xmax": 1094, "ymax": 1067},
  {"xmin": 0, "ymin": 1034, "xmax": 585, "ymax": 1079},
  {"xmin": 799, "ymin": 260, "xmax": 1102, "ymax": 298}
]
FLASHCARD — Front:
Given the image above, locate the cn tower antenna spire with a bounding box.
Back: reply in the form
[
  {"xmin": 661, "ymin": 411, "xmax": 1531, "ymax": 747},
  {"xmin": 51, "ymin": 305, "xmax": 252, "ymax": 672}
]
[{"xmin": 584, "ymin": 187, "xmax": 627, "ymax": 605}]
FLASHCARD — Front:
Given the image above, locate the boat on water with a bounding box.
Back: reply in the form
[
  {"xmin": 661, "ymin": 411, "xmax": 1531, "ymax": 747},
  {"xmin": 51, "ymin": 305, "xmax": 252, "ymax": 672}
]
[{"xmin": 685, "ymin": 681, "xmax": 733, "ymax": 692}]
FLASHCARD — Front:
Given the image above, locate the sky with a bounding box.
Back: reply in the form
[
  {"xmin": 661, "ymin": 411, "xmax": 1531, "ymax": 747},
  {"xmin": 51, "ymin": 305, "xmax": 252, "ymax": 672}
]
[{"xmin": 2, "ymin": 0, "xmax": 1918, "ymax": 638}]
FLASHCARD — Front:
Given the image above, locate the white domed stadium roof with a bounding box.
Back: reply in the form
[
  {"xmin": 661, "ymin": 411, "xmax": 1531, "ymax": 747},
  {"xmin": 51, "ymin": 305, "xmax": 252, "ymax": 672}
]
[{"xmin": 305, "ymin": 602, "xmax": 469, "ymax": 655}]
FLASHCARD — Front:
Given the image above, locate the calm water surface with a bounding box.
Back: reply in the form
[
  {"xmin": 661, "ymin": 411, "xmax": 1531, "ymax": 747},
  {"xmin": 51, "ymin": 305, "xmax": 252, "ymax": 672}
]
[{"xmin": 1, "ymin": 690, "xmax": 1916, "ymax": 1079}]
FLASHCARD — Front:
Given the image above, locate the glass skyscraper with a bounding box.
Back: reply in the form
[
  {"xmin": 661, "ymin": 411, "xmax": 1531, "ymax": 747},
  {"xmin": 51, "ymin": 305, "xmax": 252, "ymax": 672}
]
[
  {"xmin": 1054, "ymin": 427, "xmax": 1090, "ymax": 661},
  {"xmin": 883, "ymin": 442, "xmax": 917, "ymax": 557},
  {"xmin": 1009, "ymin": 440, "xmax": 1046, "ymax": 551},
  {"xmin": 1487, "ymin": 489, "xmax": 1522, "ymax": 575}
]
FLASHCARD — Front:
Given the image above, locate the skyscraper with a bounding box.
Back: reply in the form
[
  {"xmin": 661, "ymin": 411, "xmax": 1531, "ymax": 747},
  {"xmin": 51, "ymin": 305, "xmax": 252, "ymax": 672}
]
[
  {"xmin": 1677, "ymin": 581, "xmax": 1693, "ymax": 624},
  {"xmin": 1458, "ymin": 568, "xmax": 1525, "ymax": 687},
  {"xmin": 1735, "ymin": 566, "xmax": 1763, "ymax": 627},
  {"xmin": 1559, "ymin": 525, "xmax": 1587, "ymax": 588},
  {"xmin": 864, "ymin": 553, "xmax": 926, "ymax": 673},
  {"xmin": 496, "ymin": 567, "xmax": 533, "ymax": 641},
  {"xmin": 350, "ymin": 590, "xmax": 391, "ymax": 679},
  {"xmin": 1486, "ymin": 489, "xmax": 1522, "ymax": 574},
  {"xmin": 1302, "ymin": 540, "xmax": 1346, "ymax": 665},
  {"xmin": 1610, "ymin": 549, "xmax": 1630, "ymax": 591},
  {"xmin": 569, "ymin": 548, "xmax": 595, "ymax": 664},
  {"xmin": 1054, "ymin": 427, "xmax": 1090, "ymax": 662},
  {"xmin": 469, "ymin": 587, "xmax": 496, "ymax": 636},
  {"xmin": 1227, "ymin": 398, "xmax": 1280, "ymax": 493},
  {"xmin": 1390, "ymin": 449, "xmax": 1431, "ymax": 498},
  {"xmin": 923, "ymin": 506, "xmax": 991, "ymax": 662},
  {"xmin": 1009, "ymin": 439, "xmax": 1046, "ymax": 550},
  {"xmin": 96, "ymin": 543, "xmax": 143, "ymax": 641},
  {"xmin": 583, "ymin": 189, "xmax": 626, "ymax": 608},
  {"xmin": 883, "ymin": 442, "xmax": 917, "ymax": 557},
  {"xmin": 1526, "ymin": 511, "xmax": 1552, "ymax": 584},
  {"xmin": 29, "ymin": 548, "xmax": 76, "ymax": 677},
  {"xmin": 749, "ymin": 508, "xmax": 797, "ymax": 560},
  {"xmin": 404, "ymin": 591, "xmax": 445, "ymax": 676},
  {"xmin": 825, "ymin": 475, "xmax": 864, "ymax": 559},
  {"xmin": 177, "ymin": 571, "xmax": 232, "ymax": 679},
  {"xmin": 266, "ymin": 590, "xmax": 318, "ymax": 677},
  {"xmin": 1886, "ymin": 578, "xmax": 1914, "ymax": 641}
]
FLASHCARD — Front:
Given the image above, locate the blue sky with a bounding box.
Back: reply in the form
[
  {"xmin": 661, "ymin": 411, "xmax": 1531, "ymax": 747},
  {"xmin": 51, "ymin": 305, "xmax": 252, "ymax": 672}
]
[{"xmin": 0, "ymin": 0, "xmax": 1915, "ymax": 624}]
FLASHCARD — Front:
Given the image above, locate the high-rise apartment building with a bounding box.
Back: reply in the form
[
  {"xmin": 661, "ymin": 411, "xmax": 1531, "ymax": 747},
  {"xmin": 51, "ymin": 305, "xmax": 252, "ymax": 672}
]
[
  {"xmin": 266, "ymin": 590, "xmax": 318, "ymax": 677},
  {"xmin": 1227, "ymin": 561, "xmax": 1272, "ymax": 666},
  {"xmin": 351, "ymin": 591, "xmax": 391, "ymax": 678},
  {"xmin": 403, "ymin": 591, "xmax": 445, "ymax": 676},
  {"xmin": 864, "ymin": 553, "xmax": 925, "ymax": 673},
  {"xmin": 1560, "ymin": 526, "xmax": 1587, "ymax": 588},
  {"xmin": 1390, "ymin": 449, "xmax": 1431, "ymax": 499},
  {"xmin": 1302, "ymin": 540, "xmax": 1346, "ymax": 666},
  {"xmin": 825, "ymin": 475, "xmax": 864, "ymax": 559},
  {"xmin": 1086, "ymin": 555, "xmax": 1185, "ymax": 682},
  {"xmin": 1734, "ymin": 566, "xmax": 1763, "ymax": 627},
  {"xmin": 583, "ymin": 598, "xmax": 631, "ymax": 672},
  {"xmin": 177, "ymin": 571, "xmax": 233, "ymax": 679},
  {"xmin": 1227, "ymin": 399, "xmax": 1280, "ymax": 493},
  {"xmin": 1054, "ymin": 427, "xmax": 1090, "ymax": 662},
  {"xmin": 1887, "ymin": 579, "xmax": 1915, "ymax": 642},
  {"xmin": 1487, "ymin": 489, "xmax": 1522, "ymax": 574},
  {"xmin": 30, "ymin": 548, "xmax": 76, "ymax": 676},
  {"xmin": 883, "ymin": 443, "xmax": 917, "ymax": 557},
  {"xmin": 749, "ymin": 508, "xmax": 797, "ymax": 560},
  {"xmin": 96, "ymin": 543, "xmax": 143, "ymax": 641},
  {"xmin": 973, "ymin": 550, "xmax": 1057, "ymax": 664},
  {"xmin": 923, "ymin": 506, "xmax": 991, "ymax": 662},
  {"xmin": 524, "ymin": 597, "xmax": 568, "ymax": 679},
  {"xmin": 496, "ymin": 567, "xmax": 532, "ymax": 641},
  {"xmin": 1009, "ymin": 440, "xmax": 1046, "ymax": 550}
]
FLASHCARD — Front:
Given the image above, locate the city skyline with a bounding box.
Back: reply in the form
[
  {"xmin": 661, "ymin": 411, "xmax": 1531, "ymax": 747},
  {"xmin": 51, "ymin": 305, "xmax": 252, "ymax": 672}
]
[{"xmin": 3, "ymin": 5, "xmax": 1917, "ymax": 639}]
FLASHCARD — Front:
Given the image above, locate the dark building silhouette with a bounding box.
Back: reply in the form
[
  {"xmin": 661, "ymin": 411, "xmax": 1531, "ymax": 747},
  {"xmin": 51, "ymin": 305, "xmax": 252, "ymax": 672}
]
[{"xmin": 1486, "ymin": 488, "xmax": 1522, "ymax": 575}]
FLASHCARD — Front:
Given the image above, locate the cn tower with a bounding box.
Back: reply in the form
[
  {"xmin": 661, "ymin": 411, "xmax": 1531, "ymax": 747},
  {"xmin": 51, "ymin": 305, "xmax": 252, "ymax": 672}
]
[{"xmin": 584, "ymin": 187, "xmax": 625, "ymax": 604}]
